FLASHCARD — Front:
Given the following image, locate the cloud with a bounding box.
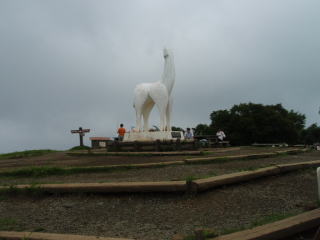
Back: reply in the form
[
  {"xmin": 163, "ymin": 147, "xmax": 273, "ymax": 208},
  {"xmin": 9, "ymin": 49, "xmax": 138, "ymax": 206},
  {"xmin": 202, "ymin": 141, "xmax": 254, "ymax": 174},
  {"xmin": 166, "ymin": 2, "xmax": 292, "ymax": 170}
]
[{"xmin": 0, "ymin": 0, "xmax": 319, "ymax": 152}]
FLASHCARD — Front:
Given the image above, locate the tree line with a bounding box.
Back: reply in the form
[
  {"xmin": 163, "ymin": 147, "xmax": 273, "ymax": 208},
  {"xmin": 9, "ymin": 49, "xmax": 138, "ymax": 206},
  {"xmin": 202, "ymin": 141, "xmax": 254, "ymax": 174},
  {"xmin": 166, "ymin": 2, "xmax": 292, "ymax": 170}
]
[{"xmin": 194, "ymin": 103, "xmax": 320, "ymax": 145}]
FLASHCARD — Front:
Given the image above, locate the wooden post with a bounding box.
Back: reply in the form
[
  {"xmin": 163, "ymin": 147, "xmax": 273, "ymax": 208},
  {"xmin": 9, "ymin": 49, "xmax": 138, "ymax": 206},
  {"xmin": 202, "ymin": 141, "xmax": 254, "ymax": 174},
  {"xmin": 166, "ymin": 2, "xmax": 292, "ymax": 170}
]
[
  {"xmin": 71, "ymin": 127, "xmax": 90, "ymax": 147},
  {"xmin": 79, "ymin": 127, "xmax": 84, "ymax": 146}
]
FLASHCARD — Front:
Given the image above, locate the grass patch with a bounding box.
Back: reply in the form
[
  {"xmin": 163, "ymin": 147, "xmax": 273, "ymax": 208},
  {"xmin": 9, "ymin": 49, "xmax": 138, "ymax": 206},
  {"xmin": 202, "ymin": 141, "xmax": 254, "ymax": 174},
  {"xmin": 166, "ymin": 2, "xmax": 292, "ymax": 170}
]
[
  {"xmin": 219, "ymin": 211, "xmax": 302, "ymax": 236},
  {"xmin": 184, "ymin": 211, "xmax": 302, "ymax": 240},
  {"xmin": 0, "ymin": 164, "xmax": 153, "ymax": 178},
  {"xmin": 181, "ymin": 172, "xmax": 218, "ymax": 182},
  {"xmin": 0, "ymin": 218, "xmax": 19, "ymax": 231},
  {"xmin": 0, "ymin": 184, "xmax": 49, "ymax": 198},
  {"xmin": 185, "ymin": 175, "xmax": 197, "ymax": 183},
  {"xmin": 200, "ymin": 151, "xmax": 215, "ymax": 156},
  {"xmin": 185, "ymin": 149, "xmax": 305, "ymax": 165},
  {"xmin": 0, "ymin": 167, "xmax": 66, "ymax": 178},
  {"xmin": 69, "ymin": 145, "xmax": 91, "ymax": 151},
  {"xmin": 0, "ymin": 149, "xmax": 58, "ymax": 160}
]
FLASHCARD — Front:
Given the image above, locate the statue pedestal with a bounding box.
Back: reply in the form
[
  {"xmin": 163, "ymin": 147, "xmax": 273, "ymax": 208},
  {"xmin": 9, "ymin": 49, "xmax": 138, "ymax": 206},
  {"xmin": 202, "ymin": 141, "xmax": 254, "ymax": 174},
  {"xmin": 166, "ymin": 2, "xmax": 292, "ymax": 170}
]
[{"xmin": 123, "ymin": 131, "xmax": 184, "ymax": 142}]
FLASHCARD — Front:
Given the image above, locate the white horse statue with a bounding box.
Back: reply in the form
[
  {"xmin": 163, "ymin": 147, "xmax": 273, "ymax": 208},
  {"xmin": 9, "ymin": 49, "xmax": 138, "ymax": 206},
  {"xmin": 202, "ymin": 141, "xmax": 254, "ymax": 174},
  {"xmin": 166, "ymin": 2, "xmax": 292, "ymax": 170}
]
[{"xmin": 133, "ymin": 48, "xmax": 175, "ymax": 132}]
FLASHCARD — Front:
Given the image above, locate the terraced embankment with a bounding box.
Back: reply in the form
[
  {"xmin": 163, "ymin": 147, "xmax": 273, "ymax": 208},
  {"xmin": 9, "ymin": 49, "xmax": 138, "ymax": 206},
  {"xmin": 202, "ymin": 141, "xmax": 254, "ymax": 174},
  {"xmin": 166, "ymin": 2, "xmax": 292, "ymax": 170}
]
[
  {"xmin": 0, "ymin": 148, "xmax": 319, "ymax": 240},
  {"xmin": 0, "ymin": 168, "xmax": 318, "ymax": 240},
  {"xmin": 0, "ymin": 148, "xmax": 314, "ymax": 185}
]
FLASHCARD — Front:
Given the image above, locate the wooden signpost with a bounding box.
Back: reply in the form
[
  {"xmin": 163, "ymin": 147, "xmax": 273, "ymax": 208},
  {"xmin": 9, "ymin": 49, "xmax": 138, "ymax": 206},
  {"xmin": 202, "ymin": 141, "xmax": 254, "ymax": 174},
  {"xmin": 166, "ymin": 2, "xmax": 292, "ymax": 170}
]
[{"xmin": 71, "ymin": 127, "xmax": 90, "ymax": 146}]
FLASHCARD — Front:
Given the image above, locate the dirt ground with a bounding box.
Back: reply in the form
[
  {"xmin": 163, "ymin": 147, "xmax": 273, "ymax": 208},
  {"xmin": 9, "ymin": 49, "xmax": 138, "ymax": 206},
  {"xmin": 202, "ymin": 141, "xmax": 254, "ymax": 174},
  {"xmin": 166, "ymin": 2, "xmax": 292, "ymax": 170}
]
[
  {"xmin": 1, "ymin": 149, "xmax": 319, "ymax": 185},
  {"xmin": 0, "ymin": 169, "xmax": 317, "ymax": 240},
  {"xmin": 0, "ymin": 146, "xmax": 291, "ymax": 170}
]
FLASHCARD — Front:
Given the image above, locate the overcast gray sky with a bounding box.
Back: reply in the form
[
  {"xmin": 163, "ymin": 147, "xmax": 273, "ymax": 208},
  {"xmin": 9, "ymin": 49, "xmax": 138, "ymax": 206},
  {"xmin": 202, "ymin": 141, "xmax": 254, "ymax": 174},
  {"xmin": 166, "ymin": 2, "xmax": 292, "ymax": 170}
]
[{"xmin": 0, "ymin": 0, "xmax": 319, "ymax": 153}]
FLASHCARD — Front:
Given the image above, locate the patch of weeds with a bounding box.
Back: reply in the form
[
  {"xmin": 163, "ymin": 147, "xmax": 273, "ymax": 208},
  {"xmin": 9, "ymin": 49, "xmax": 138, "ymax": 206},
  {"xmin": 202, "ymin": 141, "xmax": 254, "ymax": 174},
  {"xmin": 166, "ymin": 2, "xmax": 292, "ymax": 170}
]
[
  {"xmin": 219, "ymin": 226, "xmax": 246, "ymax": 235},
  {"xmin": 184, "ymin": 171, "xmax": 218, "ymax": 181},
  {"xmin": 33, "ymin": 227, "xmax": 46, "ymax": 232},
  {"xmin": 24, "ymin": 184, "xmax": 46, "ymax": 197},
  {"xmin": 185, "ymin": 175, "xmax": 198, "ymax": 183},
  {"xmin": 277, "ymin": 152, "xmax": 289, "ymax": 156},
  {"xmin": 200, "ymin": 151, "xmax": 214, "ymax": 156},
  {"xmin": 0, "ymin": 185, "xmax": 19, "ymax": 195},
  {"xmin": 0, "ymin": 184, "xmax": 47, "ymax": 198},
  {"xmin": 0, "ymin": 218, "xmax": 18, "ymax": 231},
  {"xmin": 209, "ymin": 211, "xmax": 303, "ymax": 238},
  {"xmin": 183, "ymin": 229, "xmax": 218, "ymax": 240},
  {"xmin": 236, "ymin": 165, "xmax": 274, "ymax": 172},
  {"xmin": 250, "ymin": 212, "xmax": 300, "ymax": 228}
]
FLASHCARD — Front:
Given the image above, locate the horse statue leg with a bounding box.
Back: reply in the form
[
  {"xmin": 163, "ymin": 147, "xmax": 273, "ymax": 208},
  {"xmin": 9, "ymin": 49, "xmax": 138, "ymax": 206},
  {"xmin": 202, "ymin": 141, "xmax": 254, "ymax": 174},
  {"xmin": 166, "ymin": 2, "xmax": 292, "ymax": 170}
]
[
  {"xmin": 142, "ymin": 100, "xmax": 154, "ymax": 131},
  {"xmin": 165, "ymin": 96, "xmax": 173, "ymax": 131},
  {"xmin": 135, "ymin": 108, "xmax": 142, "ymax": 132},
  {"xmin": 149, "ymin": 83, "xmax": 169, "ymax": 131},
  {"xmin": 134, "ymin": 84, "xmax": 150, "ymax": 132}
]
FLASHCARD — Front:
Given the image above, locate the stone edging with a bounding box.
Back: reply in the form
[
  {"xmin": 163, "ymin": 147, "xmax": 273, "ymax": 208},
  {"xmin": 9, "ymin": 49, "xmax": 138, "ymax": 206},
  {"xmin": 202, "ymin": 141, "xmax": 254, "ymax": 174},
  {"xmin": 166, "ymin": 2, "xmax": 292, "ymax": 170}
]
[
  {"xmin": 1, "ymin": 159, "xmax": 319, "ymax": 194},
  {"xmin": 209, "ymin": 208, "xmax": 320, "ymax": 240},
  {"xmin": 0, "ymin": 231, "xmax": 133, "ymax": 240}
]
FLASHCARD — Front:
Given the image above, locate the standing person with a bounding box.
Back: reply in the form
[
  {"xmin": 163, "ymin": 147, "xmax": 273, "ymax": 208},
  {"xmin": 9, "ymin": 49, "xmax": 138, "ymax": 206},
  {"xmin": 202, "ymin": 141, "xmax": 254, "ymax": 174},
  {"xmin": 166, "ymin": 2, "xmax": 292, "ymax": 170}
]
[
  {"xmin": 216, "ymin": 129, "xmax": 226, "ymax": 142},
  {"xmin": 117, "ymin": 123, "xmax": 126, "ymax": 141},
  {"xmin": 185, "ymin": 127, "xmax": 193, "ymax": 139}
]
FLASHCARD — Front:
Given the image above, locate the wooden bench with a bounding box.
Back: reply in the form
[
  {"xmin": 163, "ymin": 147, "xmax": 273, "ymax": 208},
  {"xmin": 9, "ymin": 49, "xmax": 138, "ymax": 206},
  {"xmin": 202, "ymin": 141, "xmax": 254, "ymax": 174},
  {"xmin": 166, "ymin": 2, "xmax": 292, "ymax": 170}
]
[{"xmin": 90, "ymin": 137, "xmax": 113, "ymax": 148}]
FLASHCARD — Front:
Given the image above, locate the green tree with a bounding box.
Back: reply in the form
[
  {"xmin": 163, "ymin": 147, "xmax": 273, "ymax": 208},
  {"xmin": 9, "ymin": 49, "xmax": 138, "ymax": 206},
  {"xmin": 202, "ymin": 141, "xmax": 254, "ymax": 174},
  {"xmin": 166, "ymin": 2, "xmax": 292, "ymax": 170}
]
[
  {"xmin": 194, "ymin": 123, "xmax": 214, "ymax": 136},
  {"xmin": 209, "ymin": 103, "xmax": 305, "ymax": 145},
  {"xmin": 301, "ymin": 123, "xmax": 320, "ymax": 144}
]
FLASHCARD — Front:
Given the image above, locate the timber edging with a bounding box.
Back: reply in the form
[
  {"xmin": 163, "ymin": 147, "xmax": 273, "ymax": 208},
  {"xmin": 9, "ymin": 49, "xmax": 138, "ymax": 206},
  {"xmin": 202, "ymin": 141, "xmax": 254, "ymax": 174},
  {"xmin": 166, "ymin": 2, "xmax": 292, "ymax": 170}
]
[
  {"xmin": 67, "ymin": 148, "xmax": 310, "ymax": 173},
  {"xmin": 0, "ymin": 231, "xmax": 133, "ymax": 240},
  {"xmin": 67, "ymin": 150, "xmax": 202, "ymax": 156},
  {"xmin": 184, "ymin": 148, "xmax": 309, "ymax": 163},
  {"xmin": 0, "ymin": 148, "xmax": 308, "ymax": 177},
  {"xmin": 208, "ymin": 208, "xmax": 320, "ymax": 240},
  {"xmin": 1, "ymin": 159, "xmax": 320, "ymax": 194}
]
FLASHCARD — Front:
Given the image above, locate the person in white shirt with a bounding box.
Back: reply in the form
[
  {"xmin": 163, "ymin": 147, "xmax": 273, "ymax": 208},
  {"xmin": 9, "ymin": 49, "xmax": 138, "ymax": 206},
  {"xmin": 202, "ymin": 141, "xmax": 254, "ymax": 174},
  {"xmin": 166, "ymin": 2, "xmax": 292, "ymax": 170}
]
[
  {"xmin": 185, "ymin": 128, "xmax": 193, "ymax": 139},
  {"xmin": 216, "ymin": 130, "xmax": 226, "ymax": 142}
]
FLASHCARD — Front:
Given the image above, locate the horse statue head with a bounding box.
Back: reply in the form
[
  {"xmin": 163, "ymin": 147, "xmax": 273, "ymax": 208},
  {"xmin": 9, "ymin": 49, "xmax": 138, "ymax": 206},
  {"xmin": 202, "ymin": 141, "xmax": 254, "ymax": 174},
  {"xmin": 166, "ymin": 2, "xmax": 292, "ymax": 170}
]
[{"xmin": 163, "ymin": 48, "xmax": 170, "ymax": 59}]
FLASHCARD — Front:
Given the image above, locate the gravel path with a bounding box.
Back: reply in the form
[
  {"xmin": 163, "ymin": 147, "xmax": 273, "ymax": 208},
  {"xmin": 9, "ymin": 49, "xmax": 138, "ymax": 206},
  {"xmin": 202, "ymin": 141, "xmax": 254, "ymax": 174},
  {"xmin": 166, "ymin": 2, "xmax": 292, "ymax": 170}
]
[
  {"xmin": 1, "ymin": 150, "xmax": 319, "ymax": 185},
  {"xmin": 0, "ymin": 169, "xmax": 317, "ymax": 240}
]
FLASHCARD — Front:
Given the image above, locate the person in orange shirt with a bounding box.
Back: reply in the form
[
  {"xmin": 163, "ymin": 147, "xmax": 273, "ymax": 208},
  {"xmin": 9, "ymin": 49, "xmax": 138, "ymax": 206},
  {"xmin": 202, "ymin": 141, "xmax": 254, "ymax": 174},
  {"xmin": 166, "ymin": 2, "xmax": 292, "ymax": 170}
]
[{"xmin": 117, "ymin": 123, "xmax": 126, "ymax": 141}]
